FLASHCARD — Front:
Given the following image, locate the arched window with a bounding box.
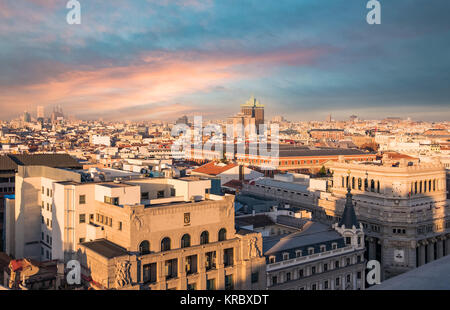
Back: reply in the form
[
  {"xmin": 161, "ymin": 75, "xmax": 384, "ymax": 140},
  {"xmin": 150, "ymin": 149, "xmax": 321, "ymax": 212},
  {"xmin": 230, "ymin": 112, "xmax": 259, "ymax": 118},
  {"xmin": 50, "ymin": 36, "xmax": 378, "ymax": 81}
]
[
  {"xmin": 429, "ymin": 180, "xmax": 432, "ymax": 192},
  {"xmin": 377, "ymin": 181, "xmax": 380, "ymax": 193},
  {"xmin": 181, "ymin": 234, "xmax": 191, "ymax": 248},
  {"xmin": 161, "ymin": 237, "xmax": 171, "ymax": 251},
  {"xmin": 200, "ymin": 231, "xmax": 209, "ymax": 245},
  {"xmin": 370, "ymin": 180, "xmax": 375, "ymax": 192},
  {"xmin": 352, "ymin": 177, "xmax": 355, "ymax": 190},
  {"xmin": 419, "ymin": 181, "xmax": 422, "ymax": 193},
  {"xmin": 346, "ymin": 176, "xmax": 349, "ymax": 188},
  {"xmin": 358, "ymin": 178, "xmax": 362, "ymax": 190},
  {"xmin": 433, "ymin": 180, "xmax": 436, "ymax": 191},
  {"xmin": 364, "ymin": 179, "xmax": 368, "ymax": 191},
  {"xmin": 424, "ymin": 180, "xmax": 427, "ymax": 193},
  {"xmin": 139, "ymin": 240, "xmax": 150, "ymax": 255},
  {"xmin": 415, "ymin": 181, "xmax": 418, "ymax": 194},
  {"xmin": 218, "ymin": 228, "xmax": 227, "ymax": 241}
]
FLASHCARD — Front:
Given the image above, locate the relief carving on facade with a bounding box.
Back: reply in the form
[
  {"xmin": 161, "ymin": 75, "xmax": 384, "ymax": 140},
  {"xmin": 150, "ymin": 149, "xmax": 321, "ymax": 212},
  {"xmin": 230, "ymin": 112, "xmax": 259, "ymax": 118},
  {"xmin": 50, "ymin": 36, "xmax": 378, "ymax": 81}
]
[
  {"xmin": 250, "ymin": 237, "xmax": 261, "ymax": 258},
  {"xmin": 115, "ymin": 260, "xmax": 131, "ymax": 288}
]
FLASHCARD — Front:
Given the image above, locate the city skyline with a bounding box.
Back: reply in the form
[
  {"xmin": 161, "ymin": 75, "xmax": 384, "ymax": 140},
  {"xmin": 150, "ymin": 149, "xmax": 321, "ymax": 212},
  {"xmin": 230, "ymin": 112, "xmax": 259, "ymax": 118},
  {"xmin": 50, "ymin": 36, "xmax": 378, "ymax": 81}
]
[{"xmin": 1, "ymin": 0, "xmax": 450, "ymax": 122}]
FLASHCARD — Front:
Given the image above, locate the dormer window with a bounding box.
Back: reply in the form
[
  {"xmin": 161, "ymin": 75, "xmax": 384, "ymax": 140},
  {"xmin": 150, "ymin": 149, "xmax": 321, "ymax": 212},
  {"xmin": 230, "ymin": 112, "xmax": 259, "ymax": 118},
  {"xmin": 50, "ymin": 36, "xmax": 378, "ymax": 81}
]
[
  {"xmin": 308, "ymin": 248, "xmax": 314, "ymax": 255},
  {"xmin": 332, "ymin": 243, "xmax": 338, "ymax": 250},
  {"xmin": 282, "ymin": 252, "xmax": 289, "ymax": 260},
  {"xmin": 269, "ymin": 256, "xmax": 276, "ymax": 264},
  {"xmin": 295, "ymin": 250, "xmax": 302, "ymax": 258},
  {"xmin": 320, "ymin": 245, "xmax": 326, "ymax": 253}
]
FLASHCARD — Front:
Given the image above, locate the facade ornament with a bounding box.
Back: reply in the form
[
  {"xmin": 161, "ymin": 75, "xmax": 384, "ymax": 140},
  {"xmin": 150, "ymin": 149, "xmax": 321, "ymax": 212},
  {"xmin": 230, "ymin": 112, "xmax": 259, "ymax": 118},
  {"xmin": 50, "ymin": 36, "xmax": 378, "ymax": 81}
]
[
  {"xmin": 115, "ymin": 260, "xmax": 132, "ymax": 288},
  {"xmin": 250, "ymin": 237, "xmax": 261, "ymax": 257}
]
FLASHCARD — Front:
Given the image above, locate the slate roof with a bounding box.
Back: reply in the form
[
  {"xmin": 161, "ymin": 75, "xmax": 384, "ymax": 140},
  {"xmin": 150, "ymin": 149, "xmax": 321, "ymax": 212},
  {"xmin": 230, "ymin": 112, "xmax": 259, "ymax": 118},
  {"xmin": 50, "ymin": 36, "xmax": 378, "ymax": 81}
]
[
  {"xmin": 235, "ymin": 215, "xmax": 275, "ymax": 228},
  {"xmin": 338, "ymin": 188, "xmax": 360, "ymax": 229}
]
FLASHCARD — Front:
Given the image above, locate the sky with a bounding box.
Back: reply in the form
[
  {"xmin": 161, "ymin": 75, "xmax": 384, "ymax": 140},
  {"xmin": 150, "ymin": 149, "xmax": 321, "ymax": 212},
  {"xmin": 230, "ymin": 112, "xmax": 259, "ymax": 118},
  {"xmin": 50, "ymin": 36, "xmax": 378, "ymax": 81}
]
[{"xmin": 0, "ymin": 0, "xmax": 449, "ymax": 122}]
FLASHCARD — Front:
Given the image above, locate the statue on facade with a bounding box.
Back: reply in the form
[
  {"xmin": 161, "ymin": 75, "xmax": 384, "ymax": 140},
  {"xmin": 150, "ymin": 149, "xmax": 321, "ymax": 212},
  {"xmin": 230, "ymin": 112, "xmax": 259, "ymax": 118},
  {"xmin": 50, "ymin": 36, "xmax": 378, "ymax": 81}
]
[
  {"xmin": 250, "ymin": 237, "xmax": 261, "ymax": 257},
  {"xmin": 115, "ymin": 260, "xmax": 131, "ymax": 288}
]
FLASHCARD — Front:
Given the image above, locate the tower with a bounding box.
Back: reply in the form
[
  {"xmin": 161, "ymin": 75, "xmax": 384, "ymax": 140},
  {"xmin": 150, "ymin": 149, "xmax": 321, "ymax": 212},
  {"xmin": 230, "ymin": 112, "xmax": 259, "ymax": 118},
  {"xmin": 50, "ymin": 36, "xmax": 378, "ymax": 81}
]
[{"xmin": 334, "ymin": 187, "xmax": 364, "ymax": 250}]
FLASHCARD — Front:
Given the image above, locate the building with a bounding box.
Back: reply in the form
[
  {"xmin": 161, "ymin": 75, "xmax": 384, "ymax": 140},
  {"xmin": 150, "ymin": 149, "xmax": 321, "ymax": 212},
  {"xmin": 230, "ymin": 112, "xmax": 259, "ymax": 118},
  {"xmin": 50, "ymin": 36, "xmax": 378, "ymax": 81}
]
[
  {"xmin": 319, "ymin": 158, "xmax": 449, "ymax": 280},
  {"xmin": 239, "ymin": 189, "xmax": 365, "ymax": 290},
  {"xmin": 0, "ymin": 154, "xmax": 82, "ymax": 252},
  {"xmin": 227, "ymin": 96, "xmax": 265, "ymax": 137},
  {"xmin": 309, "ymin": 129, "xmax": 345, "ymax": 141},
  {"xmin": 91, "ymin": 135, "xmax": 111, "ymax": 147},
  {"xmin": 6, "ymin": 167, "xmax": 266, "ymax": 290},
  {"xmin": 191, "ymin": 162, "xmax": 263, "ymax": 186}
]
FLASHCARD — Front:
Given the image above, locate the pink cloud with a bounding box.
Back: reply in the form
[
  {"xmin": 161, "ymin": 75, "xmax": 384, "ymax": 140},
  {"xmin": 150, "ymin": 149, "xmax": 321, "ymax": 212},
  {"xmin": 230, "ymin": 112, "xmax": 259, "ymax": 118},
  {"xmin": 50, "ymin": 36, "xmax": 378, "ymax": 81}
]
[{"xmin": 0, "ymin": 46, "xmax": 328, "ymax": 119}]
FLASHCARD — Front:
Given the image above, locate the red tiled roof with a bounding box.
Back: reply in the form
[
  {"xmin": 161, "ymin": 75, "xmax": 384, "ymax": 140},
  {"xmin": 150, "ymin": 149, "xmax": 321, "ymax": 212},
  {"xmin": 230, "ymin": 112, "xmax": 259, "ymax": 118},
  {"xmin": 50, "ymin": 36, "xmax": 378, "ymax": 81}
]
[{"xmin": 192, "ymin": 162, "xmax": 237, "ymax": 176}]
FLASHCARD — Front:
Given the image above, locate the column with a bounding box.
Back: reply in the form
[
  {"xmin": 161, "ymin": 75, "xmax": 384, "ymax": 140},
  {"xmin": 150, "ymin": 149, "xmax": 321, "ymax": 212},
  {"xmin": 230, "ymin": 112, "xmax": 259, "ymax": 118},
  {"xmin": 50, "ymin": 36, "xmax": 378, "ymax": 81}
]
[
  {"xmin": 419, "ymin": 245, "xmax": 426, "ymax": 266},
  {"xmin": 179, "ymin": 256, "xmax": 187, "ymax": 290},
  {"xmin": 427, "ymin": 241, "xmax": 435, "ymax": 262},
  {"xmin": 437, "ymin": 239, "xmax": 444, "ymax": 259}
]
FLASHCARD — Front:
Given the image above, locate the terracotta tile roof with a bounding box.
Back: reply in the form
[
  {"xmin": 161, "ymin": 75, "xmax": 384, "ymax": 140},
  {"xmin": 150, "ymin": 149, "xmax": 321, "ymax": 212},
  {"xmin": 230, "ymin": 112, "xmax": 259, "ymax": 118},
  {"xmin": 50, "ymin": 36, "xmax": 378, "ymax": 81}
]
[{"xmin": 192, "ymin": 162, "xmax": 237, "ymax": 176}]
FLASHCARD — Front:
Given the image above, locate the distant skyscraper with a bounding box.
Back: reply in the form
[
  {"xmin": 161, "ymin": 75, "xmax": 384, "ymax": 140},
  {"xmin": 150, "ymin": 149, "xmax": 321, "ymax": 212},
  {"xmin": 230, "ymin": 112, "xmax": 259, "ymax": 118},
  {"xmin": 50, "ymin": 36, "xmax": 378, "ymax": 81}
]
[
  {"xmin": 327, "ymin": 114, "xmax": 332, "ymax": 122},
  {"xmin": 37, "ymin": 106, "xmax": 44, "ymax": 119},
  {"xmin": 22, "ymin": 111, "xmax": 31, "ymax": 122}
]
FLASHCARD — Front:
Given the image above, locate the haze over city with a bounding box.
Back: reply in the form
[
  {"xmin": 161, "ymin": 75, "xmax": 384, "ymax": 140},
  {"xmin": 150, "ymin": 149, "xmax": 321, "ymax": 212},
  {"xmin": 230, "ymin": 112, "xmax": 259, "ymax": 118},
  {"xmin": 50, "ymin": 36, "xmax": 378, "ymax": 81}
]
[{"xmin": 1, "ymin": 0, "xmax": 450, "ymax": 121}]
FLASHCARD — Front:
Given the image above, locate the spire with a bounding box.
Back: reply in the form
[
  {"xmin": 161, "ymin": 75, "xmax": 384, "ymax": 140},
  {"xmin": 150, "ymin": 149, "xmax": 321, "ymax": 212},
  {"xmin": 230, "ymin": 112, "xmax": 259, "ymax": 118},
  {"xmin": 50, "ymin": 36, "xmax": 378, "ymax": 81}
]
[{"xmin": 338, "ymin": 187, "xmax": 359, "ymax": 229}]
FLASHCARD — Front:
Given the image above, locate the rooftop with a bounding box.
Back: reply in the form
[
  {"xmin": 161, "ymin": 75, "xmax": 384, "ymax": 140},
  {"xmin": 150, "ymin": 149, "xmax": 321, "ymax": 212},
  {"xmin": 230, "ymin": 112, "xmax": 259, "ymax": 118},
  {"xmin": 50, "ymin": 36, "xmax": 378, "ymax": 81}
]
[
  {"xmin": 369, "ymin": 255, "xmax": 450, "ymax": 290},
  {"xmin": 80, "ymin": 239, "xmax": 128, "ymax": 259}
]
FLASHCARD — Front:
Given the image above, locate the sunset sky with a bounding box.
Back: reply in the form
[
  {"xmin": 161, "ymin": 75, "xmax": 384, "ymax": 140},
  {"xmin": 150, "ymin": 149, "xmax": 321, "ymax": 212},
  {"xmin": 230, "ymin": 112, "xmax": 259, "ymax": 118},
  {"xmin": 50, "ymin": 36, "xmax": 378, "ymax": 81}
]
[{"xmin": 1, "ymin": 0, "xmax": 449, "ymax": 121}]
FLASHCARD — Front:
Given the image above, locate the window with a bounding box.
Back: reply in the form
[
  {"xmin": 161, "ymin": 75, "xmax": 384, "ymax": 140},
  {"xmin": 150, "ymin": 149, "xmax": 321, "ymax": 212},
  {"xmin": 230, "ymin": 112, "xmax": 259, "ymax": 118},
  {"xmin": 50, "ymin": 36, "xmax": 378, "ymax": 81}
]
[
  {"xmin": 79, "ymin": 195, "xmax": 86, "ymax": 204},
  {"xmin": 324, "ymin": 280, "xmax": 329, "ymax": 289},
  {"xmin": 320, "ymin": 245, "xmax": 326, "ymax": 252},
  {"xmin": 296, "ymin": 250, "xmax": 302, "ymax": 257},
  {"xmin": 157, "ymin": 190, "xmax": 165, "ymax": 198},
  {"xmin": 311, "ymin": 284, "xmax": 317, "ymax": 290},
  {"xmin": 47, "ymin": 188, "xmax": 50, "ymax": 197},
  {"xmin": 308, "ymin": 248, "xmax": 314, "ymax": 255},
  {"xmin": 218, "ymin": 228, "xmax": 227, "ymax": 241},
  {"xmin": 143, "ymin": 263, "xmax": 157, "ymax": 284},
  {"xmin": 186, "ymin": 255, "xmax": 198, "ymax": 275},
  {"xmin": 207, "ymin": 279, "xmax": 215, "ymax": 290},
  {"xmin": 311, "ymin": 266, "xmax": 316, "ymax": 274},
  {"xmin": 283, "ymin": 253, "xmax": 289, "ymax": 260},
  {"xmin": 47, "ymin": 203, "xmax": 49, "ymax": 211},
  {"xmin": 181, "ymin": 234, "xmax": 191, "ymax": 248},
  {"xmin": 346, "ymin": 258, "xmax": 351, "ymax": 266},
  {"xmin": 335, "ymin": 277, "xmax": 340, "ymax": 286},
  {"xmin": 42, "ymin": 186, "xmax": 44, "ymax": 194},
  {"xmin": 141, "ymin": 192, "xmax": 149, "ymax": 200},
  {"xmin": 41, "ymin": 201, "xmax": 44, "ymax": 209},
  {"xmin": 118, "ymin": 221, "xmax": 122, "ymax": 231},
  {"xmin": 170, "ymin": 188, "xmax": 176, "ymax": 197},
  {"xmin": 164, "ymin": 259, "xmax": 178, "ymax": 280},
  {"xmin": 272, "ymin": 276, "xmax": 277, "ymax": 285},
  {"xmin": 323, "ymin": 263, "xmax": 328, "ymax": 271},
  {"xmin": 346, "ymin": 274, "xmax": 351, "ymax": 283},
  {"xmin": 200, "ymin": 231, "xmax": 209, "ymax": 245},
  {"xmin": 346, "ymin": 237, "xmax": 351, "ymax": 245},
  {"xmin": 161, "ymin": 237, "xmax": 171, "ymax": 251},
  {"xmin": 335, "ymin": 261, "xmax": 340, "ymax": 268},
  {"xmin": 104, "ymin": 196, "xmax": 119, "ymax": 205},
  {"xmin": 357, "ymin": 271, "xmax": 362, "ymax": 279},
  {"xmin": 269, "ymin": 256, "xmax": 275, "ymax": 264},
  {"xmin": 332, "ymin": 243, "xmax": 338, "ymax": 250},
  {"xmin": 79, "ymin": 214, "xmax": 86, "ymax": 223},
  {"xmin": 251, "ymin": 272, "xmax": 259, "ymax": 284},
  {"xmin": 79, "ymin": 238, "xmax": 85, "ymax": 243},
  {"xmin": 139, "ymin": 240, "xmax": 150, "ymax": 255},
  {"xmin": 299, "ymin": 269, "xmax": 304, "ymax": 277},
  {"xmin": 286, "ymin": 272, "xmax": 291, "ymax": 282},
  {"xmin": 224, "ymin": 248, "xmax": 234, "ymax": 267},
  {"xmin": 225, "ymin": 275, "xmax": 234, "ymax": 290},
  {"xmin": 205, "ymin": 251, "xmax": 216, "ymax": 270}
]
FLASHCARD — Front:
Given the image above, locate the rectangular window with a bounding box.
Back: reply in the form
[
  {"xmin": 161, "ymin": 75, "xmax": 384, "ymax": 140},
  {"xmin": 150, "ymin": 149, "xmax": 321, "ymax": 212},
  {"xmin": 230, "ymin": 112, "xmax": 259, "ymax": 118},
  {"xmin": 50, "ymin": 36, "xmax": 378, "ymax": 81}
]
[
  {"xmin": 79, "ymin": 238, "xmax": 85, "ymax": 244},
  {"xmin": 143, "ymin": 263, "xmax": 157, "ymax": 284},
  {"xmin": 225, "ymin": 275, "xmax": 234, "ymax": 290},
  {"xmin": 206, "ymin": 279, "xmax": 215, "ymax": 290},
  {"xmin": 79, "ymin": 214, "xmax": 86, "ymax": 223},
  {"xmin": 251, "ymin": 272, "xmax": 259, "ymax": 284},
  {"xmin": 47, "ymin": 188, "xmax": 50, "ymax": 197},
  {"xmin": 157, "ymin": 190, "xmax": 165, "ymax": 198},
  {"xmin": 141, "ymin": 192, "xmax": 149, "ymax": 200},
  {"xmin": 118, "ymin": 221, "xmax": 122, "ymax": 231},
  {"xmin": 224, "ymin": 248, "xmax": 234, "ymax": 267},
  {"xmin": 79, "ymin": 195, "xmax": 86, "ymax": 204}
]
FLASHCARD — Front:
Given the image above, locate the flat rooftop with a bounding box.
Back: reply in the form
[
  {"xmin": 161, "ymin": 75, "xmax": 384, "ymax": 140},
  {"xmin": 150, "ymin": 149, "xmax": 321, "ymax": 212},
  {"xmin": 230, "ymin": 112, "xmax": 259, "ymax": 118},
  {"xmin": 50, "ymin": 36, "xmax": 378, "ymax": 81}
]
[
  {"xmin": 369, "ymin": 255, "xmax": 450, "ymax": 290},
  {"xmin": 80, "ymin": 239, "xmax": 128, "ymax": 259}
]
